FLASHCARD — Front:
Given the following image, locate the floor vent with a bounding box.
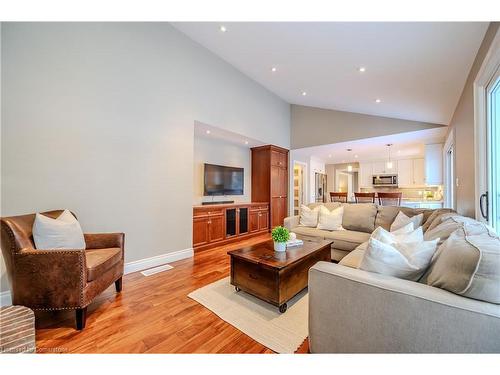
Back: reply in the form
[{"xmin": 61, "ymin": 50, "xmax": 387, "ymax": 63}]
[{"xmin": 141, "ymin": 264, "xmax": 173, "ymax": 277}]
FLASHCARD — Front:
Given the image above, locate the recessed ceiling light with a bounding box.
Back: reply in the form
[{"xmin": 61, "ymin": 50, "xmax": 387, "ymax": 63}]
[
  {"xmin": 354, "ymin": 154, "xmax": 358, "ymax": 158},
  {"xmin": 271, "ymin": 67, "xmax": 277, "ymax": 72},
  {"xmin": 206, "ymin": 130, "xmax": 211, "ymax": 134},
  {"xmin": 244, "ymin": 140, "xmax": 249, "ymax": 145},
  {"xmin": 301, "ymin": 91, "xmax": 307, "ymax": 96},
  {"xmin": 375, "ymin": 99, "xmax": 382, "ymax": 103},
  {"xmin": 328, "ymin": 154, "xmax": 332, "ymax": 158},
  {"xmin": 358, "ymin": 67, "xmax": 366, "ymax": 72},
  {"xmin": 219, "ymin": 25, "xmax": 227, "ymax": 33}
]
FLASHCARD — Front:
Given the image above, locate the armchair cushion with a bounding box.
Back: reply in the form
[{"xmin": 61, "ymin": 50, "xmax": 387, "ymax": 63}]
[{"xmin": 85, "ymin": 247, "xmax": 122, "ymax": 281}]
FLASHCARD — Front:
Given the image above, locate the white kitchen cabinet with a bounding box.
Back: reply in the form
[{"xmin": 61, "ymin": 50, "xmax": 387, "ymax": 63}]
[
  {"xmin": 419, "ymin": 202, "xmax": 444, "ymax": 209},
  {"xmin": 396, "ymin": 158, "xmax": 425, "ymax": 187},
  {"xmin": 372, "ymin": 160, "xmax": 397, "ymax": 175},
  {"xmin": 425, "ymin": 143, "xmax": 443, "ymax": 185},
  {"xmin": 372, "ymin": 161, "xmax": 386, "ymax": 175},
  {"xmin": 401, "ymin": 201, "xmax": 444, "ymax": 209},
  {"xmin": 397, "ymin": 159, "xmax": 413, "ymax": 187},
  {"xmin": 359, "ymin": 162, "xmax": 373, "ymax": 188},
  {"xmin": 413, "ymin": 158, "xmax": 425, "ymax": 186}
]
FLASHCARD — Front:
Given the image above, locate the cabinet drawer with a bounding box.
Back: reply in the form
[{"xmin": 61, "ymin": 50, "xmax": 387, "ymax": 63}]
[
  {"xmin": 194, "ymin": 208, "xmax": 224, "ymax": 217},
  {"xmin": 232, "ymin": 258, "xmax": 278, "ymax": 303}
]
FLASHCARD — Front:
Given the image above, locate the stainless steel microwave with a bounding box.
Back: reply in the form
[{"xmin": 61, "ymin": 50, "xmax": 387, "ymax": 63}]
[{"xmin": 372, "ymin": 174, "xmax": 398, "ymax": 186}]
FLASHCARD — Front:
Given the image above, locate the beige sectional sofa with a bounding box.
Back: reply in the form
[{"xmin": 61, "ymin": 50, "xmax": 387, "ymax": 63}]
[
  {"xmin": 284, "ymin": 202, "xmax": 444, "ymax": 261},
  {"xmin": 285, "ymin": 203, "xmax": 500, "ymax": 353}
]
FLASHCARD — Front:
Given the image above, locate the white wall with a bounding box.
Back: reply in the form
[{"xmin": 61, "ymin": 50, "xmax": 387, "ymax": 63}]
[
  {"xmin": 0, "ymin": 22, "xmax": 290, "ymax": 292},
  {"xmin": 193, "ymin": 136, "xmax": 251, "ymax": 205}
]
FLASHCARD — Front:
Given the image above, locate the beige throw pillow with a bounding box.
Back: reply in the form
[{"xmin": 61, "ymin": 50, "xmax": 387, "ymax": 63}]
[
  {"xmin": 317, "ymin": 205, "xmax": 344, "ymax": 231},
  {"xmin": 299, "ymin": 204, "xmax": 320, "ymax": 227},
  {"xmin": 390, "ymin": 211, "xmax": 423, "ymax": 232},
  {"xmin": 359, "ymin": 237, "xmax": 439, "ymax": 281},
  {"xmin": 33, "ymin": 209, "xmax": 86, "ymax": 250},
  {"xmin": 424, "ymin": 215, "xmax": 487, "ymax": 247},
  {"xmin": 426, "ymin": 224, "xmax": 500, "ymax": 304}
]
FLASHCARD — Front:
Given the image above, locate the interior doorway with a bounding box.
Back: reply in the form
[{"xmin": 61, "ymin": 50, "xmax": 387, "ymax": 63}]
[
  {"xmin": 293, "ymin": 162, "xmax": 307, "ymax": 216},
  {"xmin": 335, "ymin": 168, "xmax": 359, "ymax": 202}
]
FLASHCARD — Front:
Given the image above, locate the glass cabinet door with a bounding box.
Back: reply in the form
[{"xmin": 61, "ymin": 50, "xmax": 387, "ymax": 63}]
[
  {"xmin": 239, "ymin": 207, "xmax": 248, "ymax": 234},
  {"xmin": 226, "ymin": 208, "xmax": 237, "ymax": 237}
]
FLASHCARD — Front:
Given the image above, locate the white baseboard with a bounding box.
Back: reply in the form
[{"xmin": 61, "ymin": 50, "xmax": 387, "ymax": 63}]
[
  {"xmin": 0, "ymin": 248, "xmax": 194, "ymax": 307},
  {"xmin": 124, "ymin": 248, "xmax": 193, "ymax": 275},
  {"xmin": 0, "ymin": 290, "xmax": 12, "ymax": 307}
]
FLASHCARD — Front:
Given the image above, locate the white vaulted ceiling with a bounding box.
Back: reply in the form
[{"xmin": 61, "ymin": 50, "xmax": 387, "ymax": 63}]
[{"xmin": 173, "ymin": 22, "xmax": 488, "ymax": 125}]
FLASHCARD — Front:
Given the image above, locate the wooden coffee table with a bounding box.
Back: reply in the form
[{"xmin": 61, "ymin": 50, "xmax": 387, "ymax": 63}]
[{"xmin": 228, "ymin": 239, "xmax": 332, "ymax": 313}]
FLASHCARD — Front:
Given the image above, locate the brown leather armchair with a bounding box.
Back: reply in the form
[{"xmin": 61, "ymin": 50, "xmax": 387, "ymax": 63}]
[{"xmin": 0, "ymin": 210, "xmax": 124, "ymax": 330}]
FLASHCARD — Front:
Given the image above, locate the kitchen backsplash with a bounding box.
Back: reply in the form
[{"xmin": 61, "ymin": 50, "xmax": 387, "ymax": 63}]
[{"xmin": 360, "ymin": 186, "xmax": 443, "ymax": 200}]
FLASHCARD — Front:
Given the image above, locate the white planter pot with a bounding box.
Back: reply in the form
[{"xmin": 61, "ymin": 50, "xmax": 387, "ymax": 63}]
[{"xmin": 274, "ymin": 241, "xmax": 287, "ymax": 252}]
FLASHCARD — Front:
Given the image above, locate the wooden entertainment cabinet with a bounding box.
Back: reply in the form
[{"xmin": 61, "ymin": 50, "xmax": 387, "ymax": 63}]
[
  {"xmin": 193, "ymin": 202, "xmax": 269, "ymax": 252},
  {"xmin": 193, "ymin": 144, "xmax": 288, "ymax": 252}
]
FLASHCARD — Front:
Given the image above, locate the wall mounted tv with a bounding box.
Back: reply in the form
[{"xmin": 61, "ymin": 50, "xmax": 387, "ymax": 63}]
[{"xmin": 204, "ymin": 163, "xmax": 244, "ymax": 196}]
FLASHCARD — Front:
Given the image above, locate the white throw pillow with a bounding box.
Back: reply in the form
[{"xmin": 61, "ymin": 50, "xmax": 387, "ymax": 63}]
[
  {"xmin": 371, "ymin": 225, "xmax": 423, "ymax": 245},
  {"xmin": 390, "ymin": 211, "xmax": 424, "ymax": 232},
  {"xmin": 299, "ymin": 205, "xmax": 320, "ymax": 227},
  {"xmin": 359, "ymin": 237, "xmax": 439, "ymax": 281},
  {"xmin": 317, "ymin": 206, "xmax": 344, "ymax": 231},
  {"xmin": 391, "ymin": 222, "xmax": 415, "ymax": 235},
  {"xmin": 33, "ymin": 209, "xmax": 86, "ymax": 250}
]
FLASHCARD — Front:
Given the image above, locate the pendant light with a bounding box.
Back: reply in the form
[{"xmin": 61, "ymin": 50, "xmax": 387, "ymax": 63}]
[
  {"xmin": 346, "ymin": 148, "xmax": 353, "ymax": 172},
  {"xmin": 386, "ymin": 144, "xmax": 393, "ymax": 170}
]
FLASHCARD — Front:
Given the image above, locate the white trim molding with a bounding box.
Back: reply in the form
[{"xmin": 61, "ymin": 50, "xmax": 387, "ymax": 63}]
[
  {"xmin": 474, "ymin": 28, "xmax": 500, "ymax": 222},
  {"xmin": 0, "ymin": 248, "xmax": 194, "ymax": 306},
  {"xmin": 124, "ymin": 248, "xmax": 193, "ymax": 275}
]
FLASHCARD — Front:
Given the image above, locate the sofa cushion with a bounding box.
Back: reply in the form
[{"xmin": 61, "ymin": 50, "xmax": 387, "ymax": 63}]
[
  {"xmin": 85, "ymin": 247, "xmax": 122, "ymax": 281},
  {"xmin": 292, "ymin": 226, "xmax": 370, "ymax": 251},
  {"xmin": 342, "ymin": 203, "xmax": 377, "ymax": 233},
  {"xmin": 339, "ymin": 248, "xmax": 365, "ymax": 268},
  {"xmin": 331, "ymin": 249, "xmax": 350, "ymax": 262},
  {"xmin": 375, "ymin": 206, "xmax": 433, "ymax": 232},
  {"xmin": 323, "ymin": 230, "xmax": 371, "ymax": 251},
  {"xmin": 426, "ymin": 224, "xmax": 500, "ymax": 304}
]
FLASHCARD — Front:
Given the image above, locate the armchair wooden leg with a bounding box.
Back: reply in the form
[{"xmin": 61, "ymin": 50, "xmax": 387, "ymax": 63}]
[
  {"xmin": 115, "ymin": 277, "xmax": 123, "ymax": 292},
  {"xmin": 75, "ymin": 307, "xmax": 87, "ymax": 330}
]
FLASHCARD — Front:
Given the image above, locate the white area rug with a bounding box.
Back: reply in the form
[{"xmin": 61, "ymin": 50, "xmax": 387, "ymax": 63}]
[{"xmin": 188, "ymin": 277, "xmax": 308, "ymax": 353}]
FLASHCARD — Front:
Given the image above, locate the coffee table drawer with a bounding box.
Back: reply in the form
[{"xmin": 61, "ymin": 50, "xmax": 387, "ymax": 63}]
[{"xmin": 231, "ymin": 258, "xmax": 278, "ymax": 304}]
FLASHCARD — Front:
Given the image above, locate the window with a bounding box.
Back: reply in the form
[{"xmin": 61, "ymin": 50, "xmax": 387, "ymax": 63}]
[
  {"xmin": 443, "ymin": 132, "xmax": 455, "ymax": 209},
  {"xmin": 486, "ymin": 74, "xmax": 500, "ymax": 231},
  {"xmin": 474, "ymin": 31, "xmax": 499, "ymax": 232}
]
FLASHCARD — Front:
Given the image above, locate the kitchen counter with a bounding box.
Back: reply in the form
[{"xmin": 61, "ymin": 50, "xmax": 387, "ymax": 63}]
[{"xmin": 400, "ymin": 199, "xmax": 444, "ymax": 208}]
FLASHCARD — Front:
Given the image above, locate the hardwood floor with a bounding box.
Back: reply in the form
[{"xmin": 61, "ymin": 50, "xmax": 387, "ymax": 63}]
[{"xmin": 35, "ymin": 233, "xmax": 309, "ymax": 354}]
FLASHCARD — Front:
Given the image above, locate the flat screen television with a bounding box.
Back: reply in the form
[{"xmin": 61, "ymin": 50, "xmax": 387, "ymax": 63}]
[{"xmin": 204, "ymin": 163, "xmax": 244, "ymax": 196}]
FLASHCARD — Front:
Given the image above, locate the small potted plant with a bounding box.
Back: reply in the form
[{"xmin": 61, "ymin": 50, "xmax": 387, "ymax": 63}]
[{"xmin": 271, "ymin": 226, "xmax": 290, "ymax": 252}]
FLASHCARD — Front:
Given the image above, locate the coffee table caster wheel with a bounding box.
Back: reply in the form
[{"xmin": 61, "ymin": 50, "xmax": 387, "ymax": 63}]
[
  {"xmin": 235, "ymin": 286, "xmax": 241, "ymax": 292},
  {"xmin": 279, "ymin": 303, "xmax": 287, "ymax": 313}
]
